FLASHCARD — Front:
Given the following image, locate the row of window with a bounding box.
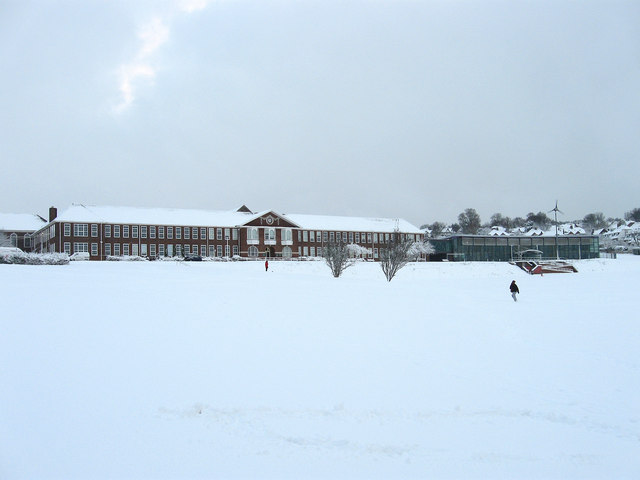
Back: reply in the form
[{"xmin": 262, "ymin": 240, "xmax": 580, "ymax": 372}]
[
  {"xmin": 60, "ymin": 223, "xmax": 419, "ymax": 245},
  {"xmin": 459, "ymin": 237, "xmax": 595, "ymax": 246},
  {"xmin": 63, "ymin": 224, "xmax": 239, "ymax": 241},
  {"xmin": 64, "ymin": 243, "xmax": 241, "ymax": 257},
  {"xmin": 63, "ymin": 242, "xmax": 390, "ymax": 259}
]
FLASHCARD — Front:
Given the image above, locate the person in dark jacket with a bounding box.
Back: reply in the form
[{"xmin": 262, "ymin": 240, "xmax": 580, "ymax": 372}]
[{"xmin": 510, "ymin": 280, "xmax": 519, "ymax": 302}]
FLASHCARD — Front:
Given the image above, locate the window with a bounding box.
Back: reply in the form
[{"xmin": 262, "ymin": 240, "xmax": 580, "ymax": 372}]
[
  {"xmin": 349, "ymin": 232, "xmax": 354, "ymax": 243},
  {"xmin": 167, "ymin": 227, "xmax": 173, "ymax": 239},
  {"xmin": 123, "ymin": 244, "xmax": 130, "ymax": 255},
  {"xmin": 141, "ymin": 244, "xmax": 147, "ymax": 256},
  {"xmin": 114, "ymin": 225, "xmax": 120, "ymax": 238},
  {"xmin": 310, "ymin": 247, "xmax": 315, "ymax": 257},
  {"xmin": 104, "ymin": 225, "xmax": 111, "ymax": 238},
  {"xmin": 232, "ymin": 228, "xmax": 238, "ymax": 240},
  {"xmin": 158, "ymin": 227, "xmax": 164, "ymax": 239},
  {"xmin": 201, "ymin": 245, "xmax": 206, "ymax": 256},
  {"xmin": 132, "ymin": 226, "xmax": 139, "ymax": 238},
  {"xmin": 158, "ymin": 244, "xmax": 165, "ymax": 256},
  {"xmin": 184, "ymin": 245, "xmax": 190, "ymax": 255},
  {"xmin": 192, "ymin": 227, "xmax": 198, "ymax": 239},
  {"xmin": 141, "ymin": 226, "xmax": 148, "ymax": 239},
  {"xmin": 132, "ymin": 244, "xmax": 139, "ymax": 256},
  {"xmin": 343, "ymin": 232, "xmax": 347, "ymax": 243},
  {"xmin": 310, "ymin": 231, "xmax": 315, "ymax": 242},
  {"xmin": 64, "ymin": 242, "xmax": 71, "ymax": 254},
  {"xmin": 24, "ymin": 235, "xmax": 32, "ymax": 248},
  {"xmin": 208, "ymin": 228, "xmax": 215, "ymax": 240},
  {"xmin": 74, "ymin": 242, "xmax": 89, "ymax": 253},
  {"xmin": 114, "ymin": 243, "xmax": 121, "ymax": 256},
  {"xmin": 329, "ymin": 232, "xmax": 335, "ymax": 242},
  {"xmin": 149, "ymin": 244, "xmax": 156, "ymax": 257},
  {"xmin": 367, "ymin": 233, "xmax": 372, "ymax": 243},
  {"xmin": 200, "ymin": 228, "xmax": 206, "ymax": 239},
  {"xmin": 9, "ymin": 233, "xmax": 17, "ymax": 247},
  {"xmin": 373, "ymin": 233, "xmax": 378, "ymax": 243},
  {"xmin": 248, "ymin": 227, "xmax": 259, "ymax": 241},
  {"xmin": 303, "ymin": 230, "xmax": 308, "ymax": 242},
  {"xmin": 175, "ymin": 227, "xmax": 181, "ymax": 239},
  {"xmin": 209, "ymin": 245, "xmax": 215, "ymax": 257},
  {"xmin": 323, "ymin": 231, "xmax": 328, "ymax": 243},
  {"xmin": 217, "ymin": 245, "xmax": 222, "ymax": 257},
  {"xmin": 282, "ymin": 246, "xmax": 292, "ymax": 258},
  {"xmin": 225, "ymin": 245, "xmax": 230, "ymax": 257},
  {"xmin": 123, "ymin": 225, "xmax": 129, "ymax": 238},
  {"xmin": 166, "ymin": 245, "xmax": 172, "ymax": 257},
  {"xmin": 264, "ymin": 228, "xmax": 276, "ymax": 242},
  {"xmin": 184, "ymin": 227, "xmax": 190, "ymax": 240},
  {"xmin": 374, "ymin": 248, "xmax": 379, "ymax": 259},
  {"xmin": 355, "ymin": 233, "xmax": 360, "ymax": 243},
  {"xmin": 282, "ymin": 229, "xmax": 292, "ymax": 243},
  {"xmin": 64, "ymin": 223, "xmax": 71, "ymax": 236},
  {"xmin": 233, "ymin": 245, "xmax": 238, "ymax": 256},
  {"xmin": 74, "ymin": 224, "xmax": 89, "ymax": 237},
  {"xmin": 303, "ymin": 246, "xmax": 308, "ymax": 256},
  {"xmin": 175, "ymin": 245, "xmax": 181, "ymax": 257},
  {"xmin": 91, "ymin": 243, "xmax": 98, "ymax": 256},
  {"xmin": 248, "ymin": 246, "xmax": 259, "ymax": 257},
  {"xmin": 224, "ymin": 228, "xmax": 230, "ymax": 240},
  {"xmin": 317, "ymin": 231, "xmax": 321, "ymax": 242},
  {"xmin": 150, "ymin": 226, "xmax": 156, "ymax": 239},
  {"xmin": 217, "ymin": 228, "xmax": 222, "ymax": 240},
  {"xmin": 104, "ymin": 243, "xmax": 111, "ymax": 256},
  {"xmin": 91, "ymin": 224, "xmax": 98, "ymax": 237}
]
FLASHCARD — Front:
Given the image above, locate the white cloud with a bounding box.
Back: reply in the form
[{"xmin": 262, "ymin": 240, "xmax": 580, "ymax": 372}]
[
  {"xmin": 178, "ymin": 0, "xmax": 213, "ymax": 13},
  {"xmin": 113, "ymin": 1, "xmax": 212, "ymax": 114}
]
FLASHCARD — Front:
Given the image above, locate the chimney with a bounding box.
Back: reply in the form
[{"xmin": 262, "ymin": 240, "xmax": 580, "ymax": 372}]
[{"xmin": 49, "ymin": 206, "xmax": 57, "ymax": 222}]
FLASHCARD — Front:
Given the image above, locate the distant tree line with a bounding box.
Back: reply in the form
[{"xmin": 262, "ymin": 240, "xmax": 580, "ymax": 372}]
[{"xmin": 420, "ymin": 206, "xmax": 640, "ymax": 236}]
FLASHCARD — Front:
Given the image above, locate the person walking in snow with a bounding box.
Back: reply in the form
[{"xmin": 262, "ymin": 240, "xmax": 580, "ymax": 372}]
[
  {"xmin": 510, "ymin": 280, "xmax": 519, "ymax": 302},
  {"xmin": 265, "ymin": 259, "xmax": 269, "ymax": 272}
]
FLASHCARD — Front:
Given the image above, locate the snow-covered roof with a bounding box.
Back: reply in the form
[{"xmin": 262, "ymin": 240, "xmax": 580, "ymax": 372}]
[
  {"xmin": 54, "ymin": 205, "xmax": 254, "ymax": 228},
  {"xmin": 49, "ymin": 204, "xmax": 422, "ymax": 234},
  {"xmin": 284, "ymin": 213, "xmax": 422, "ymax": 234},
  {"xmin": 0, "ymin": 212, "xmax": 46, "ymax": 232},
  {"xmin": 488, "ymin": 226, "xmax": 508, "ymax": 236}
]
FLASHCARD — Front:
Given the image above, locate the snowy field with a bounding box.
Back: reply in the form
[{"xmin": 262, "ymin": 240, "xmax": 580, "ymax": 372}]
[{"xmin": 1, "ymin": 256, "xmax": 639, "ymax": 479}]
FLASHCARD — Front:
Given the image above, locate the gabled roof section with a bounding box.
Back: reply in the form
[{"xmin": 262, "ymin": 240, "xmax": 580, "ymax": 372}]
[
  {"xmin": 235, "ymin": 205, "xmax": 253, "ymax": 214},
  {"xmin": 242, "ymin": 210, "xmax": 301, "ymax": 228},
  {"xmin": 0, "ymin": 212, "xmax": 47, "ymax": 232}
]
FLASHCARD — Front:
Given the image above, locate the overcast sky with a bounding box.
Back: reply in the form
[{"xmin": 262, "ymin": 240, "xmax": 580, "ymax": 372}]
[{"xmin": 1, "ymin": 0, "xmax": 639, "ymax": 226}]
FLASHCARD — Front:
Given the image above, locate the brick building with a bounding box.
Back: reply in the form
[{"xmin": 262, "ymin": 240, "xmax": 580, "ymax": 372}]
[{"xmin": 30, "ymin": 204, "xmax": 424, "ymax": 261}]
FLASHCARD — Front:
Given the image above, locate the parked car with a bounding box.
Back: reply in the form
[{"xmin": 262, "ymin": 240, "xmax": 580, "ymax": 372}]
[{"xmin": 184, "ymin": 255, "xmax": 203, "ymax": 261}]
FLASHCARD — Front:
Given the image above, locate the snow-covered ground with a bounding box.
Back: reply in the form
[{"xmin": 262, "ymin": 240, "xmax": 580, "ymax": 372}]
[{"xmin": 1, "ymin": 257, "xmax": 639, "ymax": 479}]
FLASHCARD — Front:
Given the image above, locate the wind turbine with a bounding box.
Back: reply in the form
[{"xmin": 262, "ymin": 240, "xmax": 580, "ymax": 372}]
[{"xmin": 548, "ymin": 200, "xmax": 564, "ymax": 260}]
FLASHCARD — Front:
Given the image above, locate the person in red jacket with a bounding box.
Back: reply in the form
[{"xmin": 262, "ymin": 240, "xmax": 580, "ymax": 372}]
[
  {"xmin": 510, "ymin": 280, "xmax": 519, "ymax": 302},
  {"xmin": 265, "ymin": 259, "xmax": 269, "ymax": 272}
]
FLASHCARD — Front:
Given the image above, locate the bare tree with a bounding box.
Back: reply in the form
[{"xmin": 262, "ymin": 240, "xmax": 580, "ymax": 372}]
[
  {"xmin": 323, "ymin": 240, "xmax": 370, "ymax": 278},
  {"xmin": 0, "ymin": 232, "xmax": 10, "ymax": 247},
  {"xmin": 379, "ymin": 232, "xmax": 426, "ymax": 282},
  {"xmin": 624, "ymin": 208, "xmax": 640, "ymax": 222},
  {"xmin": 458, "ymin": 208, "xmax": 481, "ymax": 234}
]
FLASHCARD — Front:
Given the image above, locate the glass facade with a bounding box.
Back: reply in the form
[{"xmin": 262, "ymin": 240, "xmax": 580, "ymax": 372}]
[{"xmin": 431, "ymin": 235, "xmax": 599, "ymax": 261}]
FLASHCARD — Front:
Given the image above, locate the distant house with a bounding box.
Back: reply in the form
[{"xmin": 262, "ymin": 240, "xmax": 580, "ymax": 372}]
[
  {"xmin": 30, "ymin": 204, "xmax": 424, "ymax": 261},
  {"xmin": 0, "ymin": 212, "xmax": 46, "ymax": 251}
]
